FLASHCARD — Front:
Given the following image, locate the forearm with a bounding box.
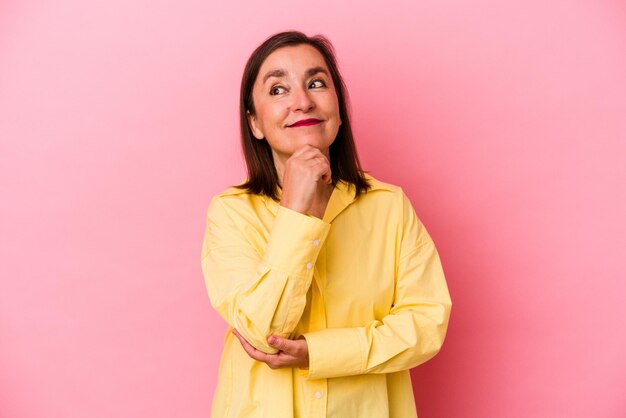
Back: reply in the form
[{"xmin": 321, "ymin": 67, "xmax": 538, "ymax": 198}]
[
  {"xmin": 202, "ymin": 202, "xmax": 330, "ymax": 353},
  {"xmin": 302, "ymin": 302, "xmax": 451, "ymax": 379},
  {"xmin": 302, "ymin": 239, "xmax": 452, "ymax": 379}
]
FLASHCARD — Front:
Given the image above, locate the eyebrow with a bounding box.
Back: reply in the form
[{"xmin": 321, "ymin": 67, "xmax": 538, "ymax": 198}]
[
  {"xmin": 306, "ymin": 66, "xmax": 329, "ymax": 78},
  {"xmin": 262, "ymin": 66, "xmax": 330, "ymax": 84},
  {"xmin": 262, "ymin": 69, "xmax": 286, "ymax": 84}
]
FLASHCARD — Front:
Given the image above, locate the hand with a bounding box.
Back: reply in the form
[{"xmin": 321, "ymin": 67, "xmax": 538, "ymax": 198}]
[
  {"xmin": 280, "ymin": 145, "xmax": 332, "ymax": 215},
  {"xmin": 232, "ymin": 329, "xmax": 309, "ymax": 369}
]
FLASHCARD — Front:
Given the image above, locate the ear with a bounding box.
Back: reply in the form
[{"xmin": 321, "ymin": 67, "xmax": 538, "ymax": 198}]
[{"xmin": 246, "ymin": 110, "xmax": 265, "ymax": 140}]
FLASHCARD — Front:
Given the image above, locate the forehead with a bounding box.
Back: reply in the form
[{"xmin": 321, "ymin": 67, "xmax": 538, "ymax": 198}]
[{"xmin": 257, "ymin": 44, "xmax": 328, "ymax": 81}]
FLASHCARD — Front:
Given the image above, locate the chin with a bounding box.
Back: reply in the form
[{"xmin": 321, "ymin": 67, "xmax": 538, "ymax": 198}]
[{"xmin": 301, "ymin": 136, "xmax": 334, "ymax": 149}]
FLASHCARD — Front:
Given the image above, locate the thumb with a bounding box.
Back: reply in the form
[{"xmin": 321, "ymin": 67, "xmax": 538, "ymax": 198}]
[{"xmin": 267, "ymin": 335, "xmax": 291, "ymax": 352}]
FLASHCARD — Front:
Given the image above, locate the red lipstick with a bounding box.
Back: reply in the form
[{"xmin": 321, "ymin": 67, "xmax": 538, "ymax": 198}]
[{"xmin": 288, "ymin": 118, "xmax": 321, "ymax": 127}]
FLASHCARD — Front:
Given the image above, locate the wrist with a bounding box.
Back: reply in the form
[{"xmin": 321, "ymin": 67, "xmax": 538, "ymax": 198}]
[{"xmin": 280, "ymin": 198, "xmax": 309, "ymax": 215}]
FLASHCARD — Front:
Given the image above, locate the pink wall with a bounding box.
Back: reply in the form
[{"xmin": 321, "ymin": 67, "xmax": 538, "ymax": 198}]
[{"xmin": 1, "ymin": 1, "xmax": 625, "ymax": 417}]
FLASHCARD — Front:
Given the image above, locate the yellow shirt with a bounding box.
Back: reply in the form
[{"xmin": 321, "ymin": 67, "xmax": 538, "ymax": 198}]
[{"xmin": 201, "ymin": 174, "xmax": 452, "ymax": 418}]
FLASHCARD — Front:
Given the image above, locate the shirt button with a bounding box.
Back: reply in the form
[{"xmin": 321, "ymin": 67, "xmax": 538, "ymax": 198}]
[
  {"xmin": 306, "ymin": 262, "xmax": 313, "ymax": 270},
  {"xmin": 314, "ymin": 391, "xmax": 323, "ymax": 399},
  {"xmin": 312, "ymin": 239, "xmax": 320, "ymax": 246}
]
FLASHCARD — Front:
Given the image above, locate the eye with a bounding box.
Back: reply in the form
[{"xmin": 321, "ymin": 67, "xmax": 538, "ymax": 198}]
[
  {"xmin": 309, "ymin": 79, "xmax": 326, "ymax": 89},
  {"xmin": 269, "ymin": 85, "xmax": 287, "ymax": 95}
]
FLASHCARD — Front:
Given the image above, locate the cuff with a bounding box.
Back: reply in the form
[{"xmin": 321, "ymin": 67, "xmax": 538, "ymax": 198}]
[
  {"xmin": 302, "ymin": 327, "xmax": 365, "ymax": 380},
  {"xmin": 263, "ymin": 206, "xmax": 330, "ymax": 275}
]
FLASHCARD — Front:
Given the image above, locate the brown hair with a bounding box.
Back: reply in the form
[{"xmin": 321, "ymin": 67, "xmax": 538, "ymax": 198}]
[{"xmin": 236, "ymin": 30, "xmax": 370, "ymax": 200}]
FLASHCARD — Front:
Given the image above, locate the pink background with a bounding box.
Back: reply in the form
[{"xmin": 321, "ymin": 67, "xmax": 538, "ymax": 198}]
[{"xmin": 1, "ymin": 0, "xmax": 625, "ymax": 417}]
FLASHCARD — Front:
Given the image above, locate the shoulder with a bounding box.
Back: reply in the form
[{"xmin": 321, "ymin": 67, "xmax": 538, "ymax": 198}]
[
  {"xmin": 346, "ymin": 173, "xmax": 411, "ymax": 225},
  {"xmin": 206, "ymin": 184, "xmax": 267, "ymax": 222},
  {"xmin": 361, "ymin": 173, "xmax": 427, "ymax": 237},
  {"xmin": 214, "ymin": 185, "xmax": 251, "ymax": 200},
  {"xmin": 361, "ymin": 173, "xmax": 406, "ymax": 205},
  {"xmin": 362, "ymin": 172, "xmax": 404, "ymax": 195},
  {"xmin": 212, "ymin": 182, "xmax": 268, "ymax": 204}
]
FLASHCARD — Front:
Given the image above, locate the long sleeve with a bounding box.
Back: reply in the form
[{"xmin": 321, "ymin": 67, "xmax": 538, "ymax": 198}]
[
  {"xmin": 302, "ymin": 192, "xmax": 452, "ymax": 380},
  {"xmin": 201, "ymin": 196, "xmax": 330, "ymax": 354}
]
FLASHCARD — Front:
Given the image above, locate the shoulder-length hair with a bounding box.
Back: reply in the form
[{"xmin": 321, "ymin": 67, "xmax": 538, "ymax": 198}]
[{"xmin": 236, "ymin": 30, "xmax": 370, "ymax": 200}]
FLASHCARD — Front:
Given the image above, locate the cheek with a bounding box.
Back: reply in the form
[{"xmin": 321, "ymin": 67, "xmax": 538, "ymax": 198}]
[
  {"xmin": 258, "ymin": 104, "xmax": 285, "ymax": 128},
  {"xmin": 324, "ymin": 94, "xmax": 341, "ymax": 118}
]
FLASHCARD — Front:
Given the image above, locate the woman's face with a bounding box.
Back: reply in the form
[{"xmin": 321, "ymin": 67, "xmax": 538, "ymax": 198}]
[{"xmin": 247, "ymin": 44, "xmax": 342, "ymax": 164}]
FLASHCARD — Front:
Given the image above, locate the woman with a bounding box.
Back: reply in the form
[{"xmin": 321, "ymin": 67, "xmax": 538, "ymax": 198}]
[{"xmin": 201, "ymin": 31, "xmax": 452, "ymax": 418}]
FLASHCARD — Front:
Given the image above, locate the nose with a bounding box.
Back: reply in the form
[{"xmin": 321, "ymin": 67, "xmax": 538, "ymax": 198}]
[{"xmin": 291, "ymin": 86, "xmax": 315, "ymax": 112}]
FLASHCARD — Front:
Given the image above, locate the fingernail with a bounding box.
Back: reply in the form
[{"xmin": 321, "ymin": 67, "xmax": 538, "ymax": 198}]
[{"xmin": 268, "ymin": 336, "xmax": 277, "ymax": 345}]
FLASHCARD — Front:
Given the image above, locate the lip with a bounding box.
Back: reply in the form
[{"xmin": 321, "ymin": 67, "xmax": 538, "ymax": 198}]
[{"xmin": 288, "ymin": 118, "xmax": 322, "ymax": 128}]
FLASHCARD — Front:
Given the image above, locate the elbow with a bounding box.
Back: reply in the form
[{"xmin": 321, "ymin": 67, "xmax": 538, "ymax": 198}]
[
  {"xmin": 405, "ymin": 325, "xmax": 448, "ymax": 369},
  {"xmin": 208, "ymin": 294, "xmax": 279, "ymax": 354},
  {"xmin": 232, "ymin": 314, "xmax": 280, "ymax": 355},
  {"xmin": 409, "ymin": 301, "xmax": 452, "ymax": 367}
]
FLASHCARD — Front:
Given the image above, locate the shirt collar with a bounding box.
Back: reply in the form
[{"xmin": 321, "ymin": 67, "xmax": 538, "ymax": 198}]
[{"xmin": 322, "ymin": 173, "xmax": 393, "ymax": 223}]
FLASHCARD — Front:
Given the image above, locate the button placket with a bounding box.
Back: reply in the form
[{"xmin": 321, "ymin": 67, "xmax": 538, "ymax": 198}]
[{"xmin": 309, "ymin": 380, "xmax": 328, "ymax": 417}]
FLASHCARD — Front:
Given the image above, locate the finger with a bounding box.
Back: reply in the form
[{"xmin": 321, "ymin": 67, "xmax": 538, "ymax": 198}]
[
  {"xmin": 268, "ymin": 335, "xmax": 296, "ymax": 354},
  {"xmin": 306, "ymin": 149, "xmax": 330, "ymax": 164},
  {"xmin": 286, "ymin": 150, "xmax": 330, "ymax": 178},
  {"xmin": 267, "ymin": 335, "xmax": 284, "ymax": 350},
  {"xmin": 317, "ymin": 158, "xmax": 332, "ymax": 183},
  {"xmin": 232, "ymin": 329, "xmax": 253, "ymax": 352},
  {"xmin": 293, "ymin": 145, "xmax": 328, "ymax": 162},
  {"xmin": 232, "ymin": 328, "xmax": 245, "ymax": 342},
  {"xmin": 290, "ymin": 144, "xmax": 318, "ymax": 158},
  {"xmin": 308, "ymin": 159, "xmax": 332, "ymax": 183},
  {"xmin": 305, "ymin": 158, "xmax": 330, "ymax": 174},
  {"xmin": 269, "ymin": 337, "xmax": 308, "ymax": 368},
  {"xmin": 233, "ymin": 330, "xmax": 269, "ymax": 362},
  {"xmin": 232, "ymin": 330, "xmax": 288, "ymax": 369},
  {"xmin": 233, "ymin": 330, "xmax": 258, "ymax": 356}
]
